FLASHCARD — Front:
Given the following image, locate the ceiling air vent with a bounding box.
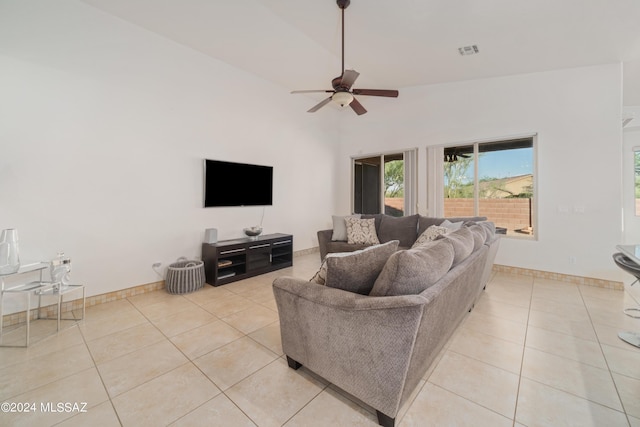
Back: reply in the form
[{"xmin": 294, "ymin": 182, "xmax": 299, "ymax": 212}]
[{"xmin": 458, "ymin": 45, "xmax": 479, "ymax": 56}]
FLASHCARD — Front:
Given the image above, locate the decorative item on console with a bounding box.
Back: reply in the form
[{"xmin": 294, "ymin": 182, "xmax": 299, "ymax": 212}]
[
  {"xmin": 0, "ymin": 228, "xmax": 20, "ymax": 274},
  {"xmin": 243, "ymin": 206, "xmax": 266, "ymax": 240},
  {"xmin": 50, "ymin": 251, "xmax": 71, "ymax": 290}
]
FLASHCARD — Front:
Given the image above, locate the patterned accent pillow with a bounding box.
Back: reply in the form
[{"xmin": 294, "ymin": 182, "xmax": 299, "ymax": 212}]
[
  {"xmin": 345, "ymin": 217, "xmax": 380, "ymax": 245},
  {"xmin": 310, "ymin": 250, "xmax": 355, "ymax": 285},
  {"xmin": 412, "ymin": 225, "xmax": 450, "ymax": 248}
]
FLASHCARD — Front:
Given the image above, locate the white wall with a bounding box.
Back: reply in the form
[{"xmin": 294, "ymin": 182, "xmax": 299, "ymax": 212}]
[
  {"xmin": 0, "ymin": 0, "xmax": 338, "ymax": 301},
  {"xmin": 336, "ymin": 64, "xmax": 625, "ymax": 281}
]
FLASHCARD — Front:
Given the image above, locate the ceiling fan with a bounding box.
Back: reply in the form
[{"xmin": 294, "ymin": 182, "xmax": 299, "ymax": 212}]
[{"xmin": 291, "ymin": 0, "xmax": 399, "ymax": 115}]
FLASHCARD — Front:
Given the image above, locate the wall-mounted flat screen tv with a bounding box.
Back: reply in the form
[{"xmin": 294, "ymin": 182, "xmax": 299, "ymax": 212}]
[{"xmin": 204, "ymin": 159, "xmax": 273, "ymax": 207}]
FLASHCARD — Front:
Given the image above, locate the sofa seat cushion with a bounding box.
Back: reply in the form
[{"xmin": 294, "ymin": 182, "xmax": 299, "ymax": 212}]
[
  {"xmin": 435, "ymin": 227, "xmax": 475, "ymax": 266},
  {"xmin": 345, "ymin": 217, "xmax": 380, "ymax": 245},
  {"xmin": 370, "ymin": 239, "xmax": 455, "ymax": 296},
  {"xmin": 323, "ymin": 240, "xmax": 400, "ymax": 295}
]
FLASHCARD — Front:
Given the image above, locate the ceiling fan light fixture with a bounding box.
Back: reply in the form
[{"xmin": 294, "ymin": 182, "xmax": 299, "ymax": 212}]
[{"xmin": 332, "ymin": 91, "xmax": 354, "ymax": 107}]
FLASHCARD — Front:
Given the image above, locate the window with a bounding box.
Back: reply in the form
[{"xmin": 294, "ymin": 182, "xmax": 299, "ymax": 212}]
[
  {"xmin": 635, "ymin": 149, "xmax": 640, "ymax": 216},
  {"xmin": 352, "ymin": 149, "xmax": 417, "ymax": 216},
  {"xmin": 441, "ymin": 136, "xmax": 536, "ymax": 238}
]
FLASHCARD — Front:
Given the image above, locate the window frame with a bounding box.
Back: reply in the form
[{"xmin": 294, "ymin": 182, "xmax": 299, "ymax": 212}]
[{"xmin": 430, "ymin": 134, "xmax": 538, "ymax": 240}]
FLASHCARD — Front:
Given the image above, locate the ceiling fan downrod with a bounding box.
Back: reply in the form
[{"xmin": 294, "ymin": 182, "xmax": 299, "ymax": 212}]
[{"xmin": 337, "ymin": 0, "xmax": 350, "ymax": 75}]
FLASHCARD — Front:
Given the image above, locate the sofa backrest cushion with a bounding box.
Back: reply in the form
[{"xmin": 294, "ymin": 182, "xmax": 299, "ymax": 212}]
[
  {"xmin": 435, "ymin": 226, "xmax": 475, "ymax": 266},
  {"xmin": 331, "ymin": 214, "xmax": 361, "ymax": 241},
  {"xmin": 370, "ymin": 239, "xmax": 455, "ymax": 296},
  {"xmin": 412, "ymin": 225, "xmax": 450, "ymax": 248},
  {"xmin": 377, "ymin": 214, "xmax": 420, "ymax": 248},
  {"xmin": 466, "ymin": 224, "xmax": 486, "ymax": 252},
  {"xmin": 323, "ymin": 240, "xmax": 400, "ymax": 295},
  {"xmin": 417, "ymin": 216, "xmax": 487, "ymax": 236}
]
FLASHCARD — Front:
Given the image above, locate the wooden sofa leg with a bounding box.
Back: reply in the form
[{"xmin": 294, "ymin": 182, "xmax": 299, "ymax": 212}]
[
  {"xmin": 376, "ymin": 411, "xmax": 395, "ymax": 427},
  {"xmin": 286, "ymin": 356, "xmax": 302, "ymax": 370}
]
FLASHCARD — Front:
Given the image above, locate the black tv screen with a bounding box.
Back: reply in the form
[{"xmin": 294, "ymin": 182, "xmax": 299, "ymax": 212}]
[{"xmin": 204, "ymin": 159, "xmax": 273, "ymax": 207}]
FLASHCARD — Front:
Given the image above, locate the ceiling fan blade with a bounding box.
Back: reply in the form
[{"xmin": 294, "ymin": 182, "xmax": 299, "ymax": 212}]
[
  {"xmin": 340, "ymin": 69, "xmax": 360, "ymax": 89},
  {"xmin": 352, "ymin": 89, "xmax": 399, "ymax": 97},
  {"xmin": 349, "ymin": 97, "xmax": 367, "ymax": 115},
  {"xmin": 291, "ymin": 90, "xmax": 334, "ymax": 94},
  {"xmin": 307, "ymin": 97, "xmax": 333, "ymax": 113}
]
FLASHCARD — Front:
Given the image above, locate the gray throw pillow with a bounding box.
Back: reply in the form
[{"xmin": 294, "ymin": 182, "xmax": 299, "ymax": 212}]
[
  {"xmin": 370, "ymin": 239, "xmax": 455, "ymax": 296},
  {"xmin": 331, "ymin": 214, "xmax": 361, "ymax": 241},
  {"xmin": 325, "ymin": 240, "xmax": 399, "ymax": 295},
  {"xmin": 377, "ymin": 214, "xmax": 420, "ymax": 248},
  {"xmin": 435, "ymin": 227, "xmax": 474, "ymax": 266}
]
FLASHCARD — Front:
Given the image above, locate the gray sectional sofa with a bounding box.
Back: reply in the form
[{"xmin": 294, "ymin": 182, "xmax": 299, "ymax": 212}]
[
  {"xmin": 273, "ymin": 216, "xmax": 500, "ymax": 427},
  {"xmin": 317, "ymin": 213, "xmax": 488, "ymax": 261}
]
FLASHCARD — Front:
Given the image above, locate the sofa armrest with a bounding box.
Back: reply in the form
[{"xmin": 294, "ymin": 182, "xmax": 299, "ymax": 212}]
[
  {"xmin": 272, "ymin": 276, "xmax": 427, "ymax": 418},
  {"xmin": 317, "ymin": 229, "xmax": 334, "ymax": 261}
]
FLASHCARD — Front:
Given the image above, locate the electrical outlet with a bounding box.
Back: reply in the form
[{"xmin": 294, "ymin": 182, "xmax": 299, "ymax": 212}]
[
  {"xmin": 152, "ymin": 262, "xmax": 162, "ymax": 268},
  {"xmin": 569, "ymin": 256, "xmax": 577, "ymax": 265}
]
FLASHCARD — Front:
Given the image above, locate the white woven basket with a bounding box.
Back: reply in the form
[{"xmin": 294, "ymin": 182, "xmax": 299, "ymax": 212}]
[{"xmin": 166, "ymin": 258, "xmax": 205, "ymax": 294}]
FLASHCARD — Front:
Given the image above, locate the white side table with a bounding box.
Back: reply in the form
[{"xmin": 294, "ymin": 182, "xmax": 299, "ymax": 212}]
[{"xmin": 0, "ymin": 263, "xmax": 85, "ymax": 347}]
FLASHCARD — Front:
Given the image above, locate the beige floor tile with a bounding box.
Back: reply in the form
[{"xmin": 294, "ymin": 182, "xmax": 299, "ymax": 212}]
[
  {"xmin": 170, "ymin": 394, "xmax": 255, "ymax": 427},
  {"xmin": 530, "ymin": 295, "xmax": 591, "ymax": 321},
  {"xmin": 0, "ymin": 326, "xmax": 84, "ymax": 369},
  {"xmin": 516, "ymin": 377, "xmax": 628, "ymax": 427},
  {"xmin": 97, "ymin": 340, "xmax": 188, "ymax": 397},
  {"xmin": 170, "ymin": 319, "xmax": 244, "ymax": 359},
  {"xmin": 521, "ymin": 347, "xmax": 622, "ymax": 410},
  {"xmin": 0, "ymin": 367, "xmax": 109, "ymax": 427},
  {"xmin": 593, "ymin": 322, "xmax": 640, "ymax": 351},
  {"xmin": 632, "ymin": 416, "xmax": 640, "ymax": 427},
  {"xmin": 460, "ymin": 310, "xmax": 528, "ymax": 345},
  {"xmin": 448, "ymin": 327, "xmax": 523, "ymax": 374},
  {"xmin": 200, "ymin": 293, "xmax": 261, "ymax": 318},
  {"xmin": 194, "ymin": 336, "xmax": 278, "ymax": 390},
  {"xmin": 285, "ymin": 386, "xmax": 379, "ymax": 426},
  {"xmin": 223, "ymin": 278, "xmax": 267, "ymax": 295},
  {"xmin": 79, "ymin": 308, "xmax": 148, "ymax": 342},
  {"xmin": 248, "ymin": 321, "xmax": 283, "ymax": 355},
  {"xmin": 580, "ymin": 284, "xmax": 628, "ymax": 303},
  {"xmin": 428, "ymin": 351, "xmax": 519, "ymax": 418},
  {"xmin": 240, "ymin": 285, "xmax": 277, "ymax": 304},
  {"xmin": 112, "ymin": 362, "xmax": 220, "ymax": 426},
  {"xmin": 182, "ymin": 284, "xmax": 235, "ymax": 305},
  {"xmin": 588, "ymin": 304, "xmax": 640, "ymax": 330},
  {"xmin": 401, "ymin": 382, "xmax": 512, "ymax": 427},
  {"xmin": 612, "ymin": 372, "xmax": 640, "ymax": 419},
  {"xmin": 527, "ymin": 309, "xmax": 598, "ymax": 342},
  {"xmin": 150, "ymin": 305, "xmax": 217, "ymax": 337},
  {"xmin": 482, "ymin": 285, "xmax": 532, "ymax": 308},
  {"xmin": 222, "ymin": 305, "xmax": 279, "ymax": 334},
  {"xmin": 601, "ymin": 344, "xmax": 640, "ymax": 380},
  {"xmin": 226, "ymin": 358, "xmax": 326, "ymax": 427},
  {"xmin": 0, "ymin": 343, "xmax": 94, "ymax": 400},
  {"xmin": 473, "ymin": 296, "xmax": 529, "ymax": 324},
  {"xmin": 87, "ymin": 322, "xmax": 166, "ymax": 364},
  {"xmin": 84, "ymin": 299, "xmax": 138, "ymax": 320},
  {"xmin": 525, "ymin": 325, "xmax": 608, "ymax": 369},
  {"xmin": 56, "ymin": 401, "xmax": 121, "ymax": 427},
  {"xmin": 133, "ymin": 295, "xmax": 200, "ymax": 321},
  {"xmin": 127, "ymin": 289, "xmax": 176, "ymax": 308}
]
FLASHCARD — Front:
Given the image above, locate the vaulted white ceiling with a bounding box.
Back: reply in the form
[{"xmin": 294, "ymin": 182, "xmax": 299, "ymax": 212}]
[{"xmin": 81, "ymin": 0, "xmax": 640, "ymax": 105}]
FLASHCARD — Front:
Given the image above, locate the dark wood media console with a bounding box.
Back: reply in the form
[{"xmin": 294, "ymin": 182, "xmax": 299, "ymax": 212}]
[{"xmin": 202, "ymin": 233, "xmax": 293, "ymax": 286}]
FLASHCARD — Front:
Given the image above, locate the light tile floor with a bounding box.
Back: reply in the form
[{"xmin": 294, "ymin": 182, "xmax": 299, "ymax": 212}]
[{"xmin": 1, "ymin": 253, "xmax": 640, "ymax": 426}]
